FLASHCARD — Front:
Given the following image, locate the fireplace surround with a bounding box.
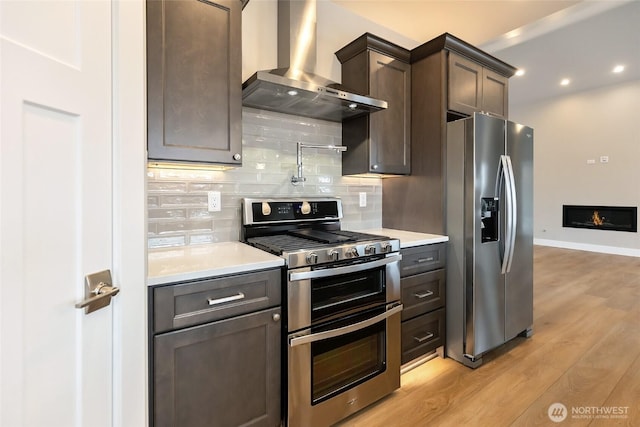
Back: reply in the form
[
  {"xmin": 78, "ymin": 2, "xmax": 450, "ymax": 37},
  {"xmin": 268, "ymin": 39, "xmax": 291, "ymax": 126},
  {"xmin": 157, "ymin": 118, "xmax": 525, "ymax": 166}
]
[{"xmin": 562, "ymin": 205, "xmax": 637, "ymax": 232}]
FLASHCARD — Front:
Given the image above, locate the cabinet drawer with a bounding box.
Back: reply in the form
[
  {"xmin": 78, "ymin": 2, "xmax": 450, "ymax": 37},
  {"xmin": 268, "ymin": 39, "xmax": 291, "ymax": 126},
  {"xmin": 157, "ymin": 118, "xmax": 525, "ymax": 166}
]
[
  {"xmin": 153, "ymin": 268, "xmax": 281, "ymax": 333},
  {"xmin": 400, "ymin": 243, "xmax": 445, "ymax": 277},
  {"xmin": 401, "ymin": 308, "xmax": 445, "ymax": 364},
  {"xmin": 401, "ymin": 269, "xmax": 445, "ymax": 321}
]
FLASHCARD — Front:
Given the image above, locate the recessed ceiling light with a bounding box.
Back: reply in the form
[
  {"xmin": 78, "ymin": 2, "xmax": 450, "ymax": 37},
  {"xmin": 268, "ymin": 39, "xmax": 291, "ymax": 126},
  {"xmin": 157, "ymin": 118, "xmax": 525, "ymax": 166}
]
[
  {"xmin": 613, "ymin": 65, "xmax": 625, "ymax": 73},
  {"xmin": 515, "ymin": 69, "xmax": 525, "ymax": 77},
  {"xmin": 506, "ymin": 29, "xmax": 521, "ymax": 40},
  {"xmin": 560, "ymin": 78, "xmax": 570, "ymax": 86}
]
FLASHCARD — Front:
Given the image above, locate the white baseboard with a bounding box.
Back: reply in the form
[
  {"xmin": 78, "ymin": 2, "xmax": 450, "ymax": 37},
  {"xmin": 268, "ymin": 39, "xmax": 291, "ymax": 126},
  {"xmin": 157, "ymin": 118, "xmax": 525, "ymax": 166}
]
[{"xmin": 534, "ymin": 238, "xmax": 640, "ymax": 257}]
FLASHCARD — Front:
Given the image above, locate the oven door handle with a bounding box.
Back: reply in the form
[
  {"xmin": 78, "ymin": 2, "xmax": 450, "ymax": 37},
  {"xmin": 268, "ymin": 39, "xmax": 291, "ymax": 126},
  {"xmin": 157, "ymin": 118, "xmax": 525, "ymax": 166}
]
[
  {"xmin": 288, "ymin": 254, "xmax": 402, "ymax": 282},
  {"xmin": 289, "ymin": 303, "xmax": 403, "ymax": 347}
]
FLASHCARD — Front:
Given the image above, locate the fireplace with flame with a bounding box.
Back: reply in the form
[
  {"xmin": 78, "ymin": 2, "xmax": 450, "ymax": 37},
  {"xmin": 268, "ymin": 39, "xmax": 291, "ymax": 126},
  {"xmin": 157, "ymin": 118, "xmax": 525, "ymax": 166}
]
[{"xmin": 562, "ymin": 205, "xmax": 638, "ymax": 232}]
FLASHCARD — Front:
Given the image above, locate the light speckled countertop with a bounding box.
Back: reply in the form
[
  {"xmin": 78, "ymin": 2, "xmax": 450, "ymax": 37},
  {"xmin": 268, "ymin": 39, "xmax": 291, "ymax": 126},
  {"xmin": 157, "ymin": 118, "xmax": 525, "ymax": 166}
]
[
  {"xmin": 147, "ymin": 241, "xmax": 284, "ymax": 286},
  {"xmin": 147, "ymin": 230, "xmax": 447, "ymax": 286},
  {"xmin": 360, "ymin": 228, "xmax": 448, "ymax": 248}
]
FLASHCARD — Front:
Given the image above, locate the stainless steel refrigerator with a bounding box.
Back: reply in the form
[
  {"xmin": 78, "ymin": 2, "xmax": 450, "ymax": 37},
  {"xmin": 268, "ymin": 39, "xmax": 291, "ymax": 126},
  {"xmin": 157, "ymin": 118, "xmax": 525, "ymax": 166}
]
[{"xmin": 445, "ymin": 112, "xmax": 534, "ymax": 368}]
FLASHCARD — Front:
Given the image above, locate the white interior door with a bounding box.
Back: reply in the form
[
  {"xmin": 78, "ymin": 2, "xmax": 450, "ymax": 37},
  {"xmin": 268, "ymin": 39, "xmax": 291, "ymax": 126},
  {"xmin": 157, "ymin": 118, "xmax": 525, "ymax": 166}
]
[{"xmin": 1, "ymin": 1, "xmax": 115, "ymax": 426}]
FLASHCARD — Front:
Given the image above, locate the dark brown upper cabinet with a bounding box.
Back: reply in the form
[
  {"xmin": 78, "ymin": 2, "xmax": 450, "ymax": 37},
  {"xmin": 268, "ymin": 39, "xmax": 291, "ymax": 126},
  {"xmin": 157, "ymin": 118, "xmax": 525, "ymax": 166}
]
[
  {"xmin": 336, "ymin": 33, "xmax": 411, "ymax": 175},
  {"xmin": 448, "ymin": 52, "xmax": 509, "ymax": 119},
  {"xmin": 147, "ymin": 0, "xmax": 243, "ymax": 166},
  {"xmin": 382, "ymin": 33, "xmax": 515, "ymax": 234}
]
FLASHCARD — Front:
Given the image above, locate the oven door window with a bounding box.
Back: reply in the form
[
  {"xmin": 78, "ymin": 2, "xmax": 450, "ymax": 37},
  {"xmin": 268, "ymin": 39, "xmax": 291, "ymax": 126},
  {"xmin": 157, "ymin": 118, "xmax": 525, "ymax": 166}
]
[
  {"xmin": 311, "ymin": 309, "xmax": 386, "ymax": 404},
  {"xmin": 311, "ymin": 265, "xmax": 386, "ymax": 324}
]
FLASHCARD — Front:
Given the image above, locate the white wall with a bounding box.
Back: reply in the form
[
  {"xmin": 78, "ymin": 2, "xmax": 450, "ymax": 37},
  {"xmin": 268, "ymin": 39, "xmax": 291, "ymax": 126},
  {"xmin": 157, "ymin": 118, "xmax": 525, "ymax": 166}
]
[
  {"xmin": 241, "ymin": 0, "xmax": 420, "ymax": 83},
  {"xmin": 510, "ymin": 80, "xmax": 640, "ymax": 256}
]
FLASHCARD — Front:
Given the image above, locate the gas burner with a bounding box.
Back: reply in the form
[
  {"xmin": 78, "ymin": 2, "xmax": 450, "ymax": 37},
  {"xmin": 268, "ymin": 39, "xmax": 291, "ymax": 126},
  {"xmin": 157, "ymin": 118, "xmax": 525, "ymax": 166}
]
[{"xmin": 241, "ymin": 197, "xmax": 399, "ymax": 268}]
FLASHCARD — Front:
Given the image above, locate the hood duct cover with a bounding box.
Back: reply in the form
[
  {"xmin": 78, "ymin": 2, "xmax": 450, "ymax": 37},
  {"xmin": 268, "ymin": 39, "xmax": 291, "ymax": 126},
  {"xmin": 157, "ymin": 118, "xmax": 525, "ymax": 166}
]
[{"xmin": 242, "ymin": 0, "xmax": 387, "ymax": 122}]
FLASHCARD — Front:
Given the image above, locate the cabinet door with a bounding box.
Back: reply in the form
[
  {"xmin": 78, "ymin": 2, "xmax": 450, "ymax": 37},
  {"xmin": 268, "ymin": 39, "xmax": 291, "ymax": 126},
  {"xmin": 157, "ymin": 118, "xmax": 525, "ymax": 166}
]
[
  {"xmin": 147, "ymin": 0, "xmax": 242, "ymax": 165},
  {"xmin": 481, "ymin": 68, "xmax": 509, "ymax": 118},
  {"xmin": 448, "ymin": 52, "xmax": 482, "ymax": 116},
  {"xmin": 369, "ymin": 51, "xmax": 411, "ymax": 174},
  {"xmin": 154, "ymin": 307, "xmax": 281, "ymax": 427}
]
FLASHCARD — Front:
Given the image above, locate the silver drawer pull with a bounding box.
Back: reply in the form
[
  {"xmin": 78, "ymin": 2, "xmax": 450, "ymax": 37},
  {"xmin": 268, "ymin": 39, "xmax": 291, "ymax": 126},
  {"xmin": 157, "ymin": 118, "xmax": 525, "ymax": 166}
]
[
  {"xmin": 413, "ymin": 332, "xmax": 434, "ymax": 343},
  {"xmin": 416, "ymin": 257, "xmax": 435, "ymax": 263},
  {"xmin": 207, "ymin": 292, "xmax": 245, "ymax": 306},
  {"xmin": 413, "ymin": 290, "xmax": 434, "ymax": 299}
]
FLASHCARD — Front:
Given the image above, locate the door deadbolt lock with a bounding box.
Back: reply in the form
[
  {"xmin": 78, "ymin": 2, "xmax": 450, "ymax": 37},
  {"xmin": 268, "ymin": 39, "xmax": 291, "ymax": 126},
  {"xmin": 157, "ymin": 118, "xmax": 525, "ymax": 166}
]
[{"xmin": 75, "ymin": 269, "xmax": 120, "ymax": 314}]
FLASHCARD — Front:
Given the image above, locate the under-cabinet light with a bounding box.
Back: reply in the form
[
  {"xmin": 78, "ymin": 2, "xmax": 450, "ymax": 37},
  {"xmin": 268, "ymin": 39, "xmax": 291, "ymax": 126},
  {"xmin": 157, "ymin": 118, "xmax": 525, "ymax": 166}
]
[{"xmin": 147, "ymin": 161, "xmax": 237, "ymax": 171}]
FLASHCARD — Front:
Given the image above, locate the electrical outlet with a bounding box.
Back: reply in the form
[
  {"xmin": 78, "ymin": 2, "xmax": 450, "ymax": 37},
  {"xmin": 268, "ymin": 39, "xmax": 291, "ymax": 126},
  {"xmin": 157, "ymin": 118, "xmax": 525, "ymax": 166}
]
[
  {"xmin": 208, "ymin": 191, "xmax": 221, "ymax": 212},
  {"xmin": 359, "ymin": 192, "xmax": 367, "ymax": 207},
  {"xmin": 600, "ymin": 156, "xmax": 609, "ymax": 163}
]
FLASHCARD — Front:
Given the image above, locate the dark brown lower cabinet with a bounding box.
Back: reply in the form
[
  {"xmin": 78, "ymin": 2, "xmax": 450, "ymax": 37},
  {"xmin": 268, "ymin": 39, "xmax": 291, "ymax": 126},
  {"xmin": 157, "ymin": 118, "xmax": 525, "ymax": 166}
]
[
  {"xmin": 154, "ymin": 306, "xmax": 281, "ymax": 427},
  {"xmin": 150, "ymin": 268, "xmax": 282, "ymax": 427},
  {"xmin": 399, "ymin": 243, "xmax": 446, "ymax": 365}
]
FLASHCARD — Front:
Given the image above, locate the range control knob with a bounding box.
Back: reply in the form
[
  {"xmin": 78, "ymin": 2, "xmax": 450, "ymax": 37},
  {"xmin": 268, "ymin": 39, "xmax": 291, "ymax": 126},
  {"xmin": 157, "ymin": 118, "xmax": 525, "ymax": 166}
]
[
  {"xmin": 380, "ymin": 242, "xmax": 392, "ymax": 253},
  {"xmin": 345, "ymin": 247, "xmax": 359, "ymax": 258},
  {"xmin": 306, "ymin": 253, "xmax": 319, "ymax": 264},
  {"xmin": 328, "ymin": 249, "xmax": 339, "ymax": 261},
  {"xmin": 364, "ymin": 245, "xmax": 376, "ymax": 255}
]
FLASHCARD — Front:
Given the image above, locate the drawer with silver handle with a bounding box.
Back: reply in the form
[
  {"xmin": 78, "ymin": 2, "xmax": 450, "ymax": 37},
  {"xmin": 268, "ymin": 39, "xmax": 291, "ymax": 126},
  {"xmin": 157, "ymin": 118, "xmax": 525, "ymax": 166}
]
[
  {"xmin": 401, "ymin": 269, "xmax": 445, "ymax": 320},
  {"xmin": 400, "ymin": 243, "xmax": 445, "ymax": 277},
  {"xmin": 401, "ymin": 307, "xmax": 445, "ymax": 364},
  {"xmin": 153, "ymin": 268, "xmax": 281, "ymax": 333}
]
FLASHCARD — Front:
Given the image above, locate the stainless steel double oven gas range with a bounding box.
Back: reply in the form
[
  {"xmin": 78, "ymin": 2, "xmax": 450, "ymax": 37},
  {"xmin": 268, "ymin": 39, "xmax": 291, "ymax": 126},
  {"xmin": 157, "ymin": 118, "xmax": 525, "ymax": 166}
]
[{"xmin": 242, "ymin": 198, "xmax": 403, "ymax": 427}]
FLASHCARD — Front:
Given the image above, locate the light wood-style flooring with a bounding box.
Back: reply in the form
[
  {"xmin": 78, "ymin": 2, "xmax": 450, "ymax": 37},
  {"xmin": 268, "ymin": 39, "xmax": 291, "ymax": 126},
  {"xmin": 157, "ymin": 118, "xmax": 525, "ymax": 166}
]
[{"xmin": 337, "ymin": 246, "xmax": 640, "ymax": 426}]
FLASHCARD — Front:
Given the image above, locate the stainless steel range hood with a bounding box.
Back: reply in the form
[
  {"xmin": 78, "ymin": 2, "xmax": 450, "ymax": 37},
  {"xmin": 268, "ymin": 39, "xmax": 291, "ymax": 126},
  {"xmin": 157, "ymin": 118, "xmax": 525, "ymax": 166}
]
[{"xmin": 242, "ymin": 0, "xmax": 387, "ymax": 122}]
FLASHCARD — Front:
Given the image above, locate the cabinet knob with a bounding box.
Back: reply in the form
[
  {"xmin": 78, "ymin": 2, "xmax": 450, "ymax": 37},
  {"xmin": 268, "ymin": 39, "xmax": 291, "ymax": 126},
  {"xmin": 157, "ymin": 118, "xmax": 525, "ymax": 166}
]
[
  {"xmin": 272, "ymin": 313, "xmax": 281, "ymax": 322},
  {"xmin": 233, "ymin": 153, "xmax": 241, "ymax": 161},
  {"xmin": 371, "ymin": 164, "xmax": 378, "ymax": 170}
]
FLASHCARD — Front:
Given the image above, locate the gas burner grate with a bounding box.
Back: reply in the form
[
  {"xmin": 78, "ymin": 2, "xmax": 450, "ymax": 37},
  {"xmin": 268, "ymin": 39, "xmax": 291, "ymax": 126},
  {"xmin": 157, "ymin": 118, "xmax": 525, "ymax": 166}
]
[
  {"xmin": 246, "ymin": 235, "xmax": 330, "ymax": 255},
  {"xmin": 245, "ymin": 231, "xmax": 389, "ymax": 255},
  {"xmin": 332, "ymin": 230, "xmax": 389, "ymax": 241}
]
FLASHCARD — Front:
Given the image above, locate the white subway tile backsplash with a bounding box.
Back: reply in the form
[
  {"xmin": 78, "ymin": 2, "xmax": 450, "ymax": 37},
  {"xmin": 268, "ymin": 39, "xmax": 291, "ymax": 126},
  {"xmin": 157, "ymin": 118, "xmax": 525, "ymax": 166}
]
[
  {"xmin": 156, "ymin": 221, "xmax": 186, "ymax": 234},
  {"xmin": 188, "ymin": 208, "xmax": 213, "ymax": 219},
  {"xmin": 148, "ymin": 235, "xmax": 186, "ymax": 248},
  {"xmin": 148, "ymin": 208, "xmax": 187, "ymax": 220},
  {"xmin": 159, "ymin": 195, "xmax": 208, "ymax": 206},
  {"xmin": 147, "ymin": 181, "xmax": 188, "ymax": 193},
  {"xmin": 189, "ymin": 233, "xmax": 215, "ymax": 245},
  {"xmin": 147, "ymin": 108, "xmax": 382, "ymax": 248}
]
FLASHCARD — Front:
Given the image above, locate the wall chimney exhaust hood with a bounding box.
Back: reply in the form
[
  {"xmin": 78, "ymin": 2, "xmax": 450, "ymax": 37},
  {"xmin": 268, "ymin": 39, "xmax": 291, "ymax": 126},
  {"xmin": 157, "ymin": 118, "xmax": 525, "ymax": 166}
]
[{"xmin": 242, "ymin": 0, "xmax": 387, "ymax": 122}]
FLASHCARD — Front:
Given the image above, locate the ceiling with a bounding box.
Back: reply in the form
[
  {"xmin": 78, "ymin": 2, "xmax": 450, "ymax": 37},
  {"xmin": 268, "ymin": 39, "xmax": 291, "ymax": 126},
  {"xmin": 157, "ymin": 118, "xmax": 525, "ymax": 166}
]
[
  {"xmin": 333, "ymin": 0, "xmax": 582, "ymax": 46},
  {"xmin": 331, "ymin": 0, "xmax": 640, "ymax": 105}
]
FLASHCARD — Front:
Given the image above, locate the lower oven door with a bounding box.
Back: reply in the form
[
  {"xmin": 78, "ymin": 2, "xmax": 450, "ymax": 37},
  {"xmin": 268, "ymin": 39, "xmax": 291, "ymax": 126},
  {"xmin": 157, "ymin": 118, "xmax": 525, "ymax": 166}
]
[{"xmin": 287, "ymin": 303, "xmax": 403, "ymax": 427}]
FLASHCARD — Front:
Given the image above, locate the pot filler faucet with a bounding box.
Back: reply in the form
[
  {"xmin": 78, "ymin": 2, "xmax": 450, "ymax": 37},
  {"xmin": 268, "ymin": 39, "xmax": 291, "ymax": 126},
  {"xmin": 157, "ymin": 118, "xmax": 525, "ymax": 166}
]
[{"xmin": 291, "ymin": 142, "xmax": 347, "ymax": 185}]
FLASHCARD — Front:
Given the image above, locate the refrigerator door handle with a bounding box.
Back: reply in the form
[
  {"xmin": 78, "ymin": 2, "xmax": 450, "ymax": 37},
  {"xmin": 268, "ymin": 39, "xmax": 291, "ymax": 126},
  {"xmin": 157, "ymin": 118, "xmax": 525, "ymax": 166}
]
[
  {"xmin": 504, "ymin": 155, "xmax": 517, "ymax": 273},
  {"xmin": 495, "ymin": 155, "xmax": 515, "ymax": 274},
  {"xmin": 495, "ymin": 155, "xmax": 508, "ymax": 273}
]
